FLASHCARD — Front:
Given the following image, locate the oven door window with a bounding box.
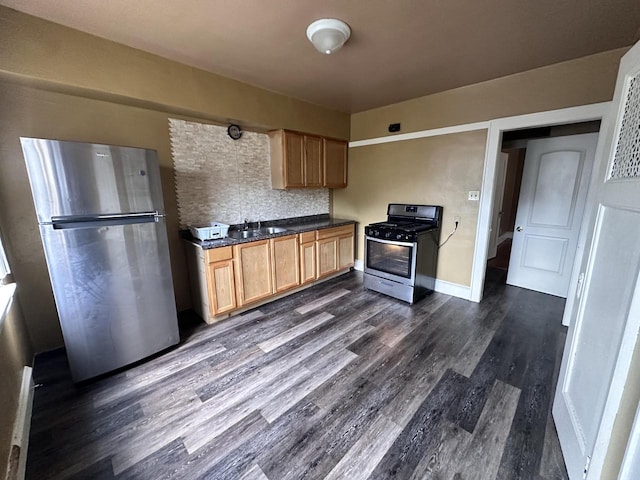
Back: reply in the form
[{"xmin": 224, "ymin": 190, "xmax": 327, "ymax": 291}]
[{"xmin": 366, "ymin": 239, "xmax": 413, "ymax": 278}]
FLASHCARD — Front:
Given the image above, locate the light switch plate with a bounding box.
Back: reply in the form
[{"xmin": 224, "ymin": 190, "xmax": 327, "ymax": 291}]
[{"xmin": 468, "ymin": 190, "xmax": 480, "ymax": 201}]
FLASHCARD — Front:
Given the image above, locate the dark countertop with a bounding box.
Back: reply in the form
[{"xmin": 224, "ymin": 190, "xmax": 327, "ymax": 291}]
[{"xmin": 181, "ymin": 215, "xmax": 356, "ymax": 250}]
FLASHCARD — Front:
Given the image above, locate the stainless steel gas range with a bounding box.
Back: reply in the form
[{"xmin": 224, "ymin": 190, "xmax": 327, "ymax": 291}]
[{"xmin": 364, "ymin": 204, "xmax": 442, "ymax": 304}]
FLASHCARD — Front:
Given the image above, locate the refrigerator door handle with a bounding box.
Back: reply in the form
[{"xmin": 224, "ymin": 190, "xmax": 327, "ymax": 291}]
[
  {"xmin": 50, "ymin": 211, "xmax": 160, "ymax": 223},
  {"xmin": 52, "ymin": 213, "xmax": 160, "ymax": 230}
]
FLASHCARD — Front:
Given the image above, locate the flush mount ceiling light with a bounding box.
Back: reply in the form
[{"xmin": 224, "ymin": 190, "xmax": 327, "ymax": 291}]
[{"xmin": 306, "ymin": 19, "xmax": 351, "ymax": 55}]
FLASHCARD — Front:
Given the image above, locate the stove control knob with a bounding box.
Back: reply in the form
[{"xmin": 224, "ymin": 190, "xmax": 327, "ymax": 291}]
[
  {"xmin": 385, "ymin": 232, "xmax": 391, "ymax": 238},
  {"xmin": 397, "ymin": 233, "xmax": 403, "ymax": 240}
]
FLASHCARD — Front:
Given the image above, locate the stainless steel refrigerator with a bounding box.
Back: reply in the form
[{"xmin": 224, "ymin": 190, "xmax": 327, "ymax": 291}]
[{"xmin": 20, "ymin": 138, "xmax": 180, "ymax": 382}]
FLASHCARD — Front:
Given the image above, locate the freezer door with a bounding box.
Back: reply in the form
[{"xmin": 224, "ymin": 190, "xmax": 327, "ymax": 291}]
[
  {"xmin": 21, "ymin": 138, "xmax": 166, "ymax": 222},
  {"xmin": 40, "ymin": 217, "xmax": 179, "ymax": 381}
]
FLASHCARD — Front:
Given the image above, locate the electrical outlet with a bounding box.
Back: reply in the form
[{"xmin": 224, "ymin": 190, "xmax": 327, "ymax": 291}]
[
  {"xmin": 468, "ymin": 190, "xmax": 480, "ymax": 201},
  {"xmin": 454, "ymin": 215, "xmax": 461, "ymax": 224}
]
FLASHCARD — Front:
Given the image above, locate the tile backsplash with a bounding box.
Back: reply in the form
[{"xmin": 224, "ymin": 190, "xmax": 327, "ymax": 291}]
[{"xmin": 169, "ymin": 119, "xmax": 329, "ymax": 228}]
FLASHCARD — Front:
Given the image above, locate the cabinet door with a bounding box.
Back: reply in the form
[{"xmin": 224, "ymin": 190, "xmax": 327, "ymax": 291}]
[
  {"xmin": 234, "ymin": 240, "xmax": 272, "ymax": 306},
  {"xmin": 338, "ymin": 233, "xmax": 355, "ymax": 270},
  {"xmin": 300, "ymin": 241, "xmax": 317, "ymax": 285},
  {"xmin": 317, "ymin": 236, "xmax": 339, "ymax": 278},
  {"xmin": 207, "ymin": 260, "xmax": 236, "ymax": 316},
  {"xmin": 304, "ymin": 135, "xmax": 323, "ymax": 187},
  {"xmin": 323, "ymin": 138, "xmax": 348, "ymax": 188},
  {"xmin": 271, "ymin": 234, "xmax": 300, "ymax": 293},
  {"xmin": 284, "ymin": 131, "xmax": 305, "ymax": 188}
]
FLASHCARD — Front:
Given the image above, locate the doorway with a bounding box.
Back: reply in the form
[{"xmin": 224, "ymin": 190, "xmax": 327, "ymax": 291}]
[
  {"xmin": 485, "ymin": 121, "xmax": 601, "ymax": 298},
  {"xmin": 469, "ymin": 102, "xmax": 609, "ymax": 310}
]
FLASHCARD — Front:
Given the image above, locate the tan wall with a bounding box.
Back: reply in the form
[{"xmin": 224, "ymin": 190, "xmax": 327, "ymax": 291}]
[
  {"xmin": 0, "ymin": 7, "xmax": 350, "ymax": 140},
  {"xmin": 334, "ymin": 130, "xmax": 487, "ymax": 286},
  {"xmin": 0, "ymin": 293, "xmax": 33, "ymax": 476},
  {"xmin": 0, "ymin": 7, "xmax": 349, "ymax": 353},
  {"xmin": 351, "ymin": 49, "xmax": 625, "ymax": 141},
  {"xmin": 339, "ymin": 48, "xmax": 623, "ymax": 290}
]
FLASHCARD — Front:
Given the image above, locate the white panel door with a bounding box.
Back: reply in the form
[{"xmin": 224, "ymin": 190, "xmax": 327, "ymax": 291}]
[
  {"xmin": 553, "ymin": 40, "xmax": 640, "ymax": 479},
  {"xmin": 507, "ymin": 133, "xmax": 598, "ymax": 297},
  {"xmin": 488, "ymin": 152, "xmax": 508, "ymax": 259}
]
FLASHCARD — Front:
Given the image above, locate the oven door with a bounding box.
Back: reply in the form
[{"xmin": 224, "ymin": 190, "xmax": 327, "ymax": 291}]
[{"xmin": 364, "ymin": 236, "xmax": 417, "ymax": 285}]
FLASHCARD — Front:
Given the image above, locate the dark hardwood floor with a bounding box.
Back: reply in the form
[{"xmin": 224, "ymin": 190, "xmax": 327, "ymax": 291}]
[{"xmin": 26, "ymin": 268, "xmax": 569, "ymax": 479}]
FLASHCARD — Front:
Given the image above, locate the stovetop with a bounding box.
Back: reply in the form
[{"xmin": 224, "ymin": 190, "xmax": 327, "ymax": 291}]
[
  {"xmin": 370, "ymin": 220, "xmax": 436, "ymax": 231},
  {"xmin": 365, "ymin": 220, "xmax": 438, "ymax": 242},
  {"xmin": 365, "ymin": 204, "xmax": 443, "ymax": 242}
]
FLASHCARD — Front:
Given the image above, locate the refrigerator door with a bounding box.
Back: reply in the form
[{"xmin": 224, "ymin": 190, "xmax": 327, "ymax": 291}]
[
  {"xmin": 40, "ymin": 217, "xmax": 179, "ymax": 381},
  {"xmin": 20, "ymin": 138, "xmax": 166, "ymax": 222}
]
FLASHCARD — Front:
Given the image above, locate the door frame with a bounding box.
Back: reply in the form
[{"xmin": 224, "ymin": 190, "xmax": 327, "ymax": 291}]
[
  {"xmin": 470, "ymin": 102, "xmax": 610, "ymax": 320},
  {"xmin": 487, "ymin": 151, "xmax": 508, "ymax": 259}
]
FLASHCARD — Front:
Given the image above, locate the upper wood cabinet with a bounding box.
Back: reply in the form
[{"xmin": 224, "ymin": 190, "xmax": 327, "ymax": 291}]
[
  {"xmin": 269, "ymin": 129, "xmax": 348, "ymax": 189},
  {"xmin": 323, "ymin": 138, "xmax": 348, "ymax": 188},
  {"xmin": 282, "ymin": 131, "xmax": 305, "ymax": 187},
  {"xmin": 304, "ymin": 135, "xmax": 323, "ymax": 187}
]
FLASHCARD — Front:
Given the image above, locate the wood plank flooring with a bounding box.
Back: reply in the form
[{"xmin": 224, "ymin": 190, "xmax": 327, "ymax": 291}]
[{"xmin": 26, "ymin": 268, "xmax": 569, "ymax": 479}]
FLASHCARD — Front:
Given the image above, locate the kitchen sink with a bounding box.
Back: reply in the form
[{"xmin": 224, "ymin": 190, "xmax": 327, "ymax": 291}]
[
  {"xmin": 260, "ymin": 226, "xmax": 289, "ymax": 234},
  {"xmin": 228, "ymin": 229, "xmax": 260, "ymax": 239},
  {"xmin": 227, "ymin": 226, "xmax": 290, "ymax": 239}
]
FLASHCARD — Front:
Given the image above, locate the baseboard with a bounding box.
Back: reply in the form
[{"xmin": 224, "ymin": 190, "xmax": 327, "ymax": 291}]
[
  {"xmin": 6, "ymin": 366, "xmax": 33, "ymax": 480},
  {"xmin": 497, "ymin": 232, "xmax": 513, "ymax": 244},
  {"xmin": 434, "ymin": 279, "xmax": 472, "ymax": 301},
  {"xmin": 354, "ymin": 259, "xmax": 364, "ymax": 271}
]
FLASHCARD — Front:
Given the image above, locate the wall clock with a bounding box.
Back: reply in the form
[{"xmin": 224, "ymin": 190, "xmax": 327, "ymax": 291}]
[{"xmin": 227, "ymin": 124, "xmax": 242, "ymax": 140}]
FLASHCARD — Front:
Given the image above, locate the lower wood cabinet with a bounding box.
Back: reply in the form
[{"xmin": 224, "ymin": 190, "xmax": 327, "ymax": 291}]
[
  {"xmin": 317, "ymin": 236, "xmax": 339, "ymax": 278},
  {"xmin": 316, "ymin": 224, "xmax": 355, "ymax": 278},
  {"xmin": 338, "ymin": 233, "xmax": 355, "ymax": 270},
  {"xmin": 233, "ymin": 240, "xmax": 272, "ymax": 307},
  {"xmin": 271, "ymin": 234, "xmax": 300, "ymax": 293},
  {"xmin": 207, "ymin": 260, "xmax": 236, "ymax": 315},
  {"xmin": 185, "ymin": 245, "xmax": 236, "ymax": 318},
  {"xmin": 299, "ymin": 230, "xmax": 317, "ymax": 285},
  {"xmin": 185, "ymin": 223, "xmax": 355, "ymax": 324}
]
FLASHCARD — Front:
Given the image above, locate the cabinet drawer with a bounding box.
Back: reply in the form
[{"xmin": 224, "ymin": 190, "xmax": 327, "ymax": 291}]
[
  {"xmin": 205, "ymin": 246, "xmax": 233, "ymax": 263},
  {"xmin": 316, "ymin": 224, "xmax": 354, "ymax": 240},
  {"xmin": 299, "ymin": 231, "xmax": 316, "ymax": 244}
]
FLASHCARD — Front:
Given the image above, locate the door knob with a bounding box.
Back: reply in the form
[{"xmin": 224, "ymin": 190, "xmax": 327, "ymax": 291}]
[{"xmin": 516, "ymin": 226, "xmax": 523, "ymax": 232}]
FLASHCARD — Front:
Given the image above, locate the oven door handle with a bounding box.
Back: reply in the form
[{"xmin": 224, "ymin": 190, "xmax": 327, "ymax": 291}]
[{"xmin": 365, "ymin": 236, "xmax": 416, "ymax": 247}]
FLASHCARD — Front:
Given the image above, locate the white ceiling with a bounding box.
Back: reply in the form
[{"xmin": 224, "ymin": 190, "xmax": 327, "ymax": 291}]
[{"xmin": 3, "ymin": 0, "xmax": 640, "ymax": 113}]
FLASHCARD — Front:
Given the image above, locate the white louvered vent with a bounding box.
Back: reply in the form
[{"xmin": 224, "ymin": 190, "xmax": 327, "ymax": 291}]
[{"xmin": 610, "ymin": 74, "xmax": 640, "ymax": 179}]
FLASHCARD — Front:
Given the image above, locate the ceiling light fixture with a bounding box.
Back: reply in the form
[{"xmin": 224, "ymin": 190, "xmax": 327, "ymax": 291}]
[{"xmin": 306, "ymin": 19, "xmax": 351, "ymax": 55}]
